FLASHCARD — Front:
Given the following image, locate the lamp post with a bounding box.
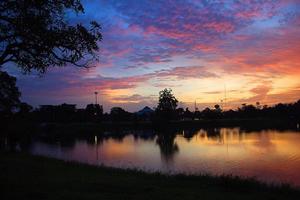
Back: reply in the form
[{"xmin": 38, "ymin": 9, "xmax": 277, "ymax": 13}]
[{"xmin": 94, "ymin": 91, "xmax": 98, "ymax": 104}]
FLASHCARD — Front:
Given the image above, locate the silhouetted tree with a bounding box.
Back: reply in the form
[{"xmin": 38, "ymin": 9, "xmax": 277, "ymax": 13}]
[
  {"xmin": 86, "ymin": 104, "xmax": 103, "ymax": 115},
  {"xmin": 202, "ymin": 107, "xmax": 214, "ymax": 119},
  {"xmin": 156, "ymin": 88, "xmax": 178, "ymax": 120},
  {"xmin": 223, "ymin": 109, "xmax": 236, "ymax": 119},
  {"xmin": 176, "ymin": 107, "xmax": 184, "ymax": 120},
  {"xmin": 85, "ymin": 104, "xmax": 103, "ymax": 121},
  {"xmin": 214, "ymin": 104, "xmax": 222, "ymax": 118},
  {"xmin": 183, "ymin": 107, "xmax": 193, "ymax": 120},
  {"xmin": 110, "ymin": 107, "xmax": 131, "ymax": 122},
  {"xmin": 238, "ymin": 104, "xmax": 258, "ymax": 118},
  {"xmin": 194, "ymin": 110, "xmax": 201, "ymax": 120},
  {"xmin": 59, "ymin": 103, "xmax": 77, "ymax": 122},
  {"xmin": 256, "ymin": 102, "xmax": 261, "ymax": 109},
  {"xmin": 214, "ymin": 104, "xmax": 221, "ymax": 111},
  {"xmin": 37, "ymin": 103, "xmax": 76, "ymax": 122},
  {"xmin": 273, "ymin": 103, "xmax": 288, "ymax": 117},
  {"xmin": 0, "ymin": 0, "xmax": 102, "ymax": 73},
  {"xmin": 0, "ymin": 71, "xmax": 20, "ymax": 115},
  {"xmin": 18, "ymin": 102, "xmax": 33, "ymax": 114},
  {"xmin": 14, "ymin": 102, "xmax": 33, "ymax": 121},
  {"xmin": 293, "ymin": 100, "xmax": 300, "ymax": 120}
]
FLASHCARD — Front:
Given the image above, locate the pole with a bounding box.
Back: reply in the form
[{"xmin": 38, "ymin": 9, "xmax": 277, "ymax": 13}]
[
  {"xmin": 94, "ymin": 91, "xmax": 98, "ymax": 104},
  {"xmin": 224, "ymin": 84, "xmax": 227, "ymax": 110}
]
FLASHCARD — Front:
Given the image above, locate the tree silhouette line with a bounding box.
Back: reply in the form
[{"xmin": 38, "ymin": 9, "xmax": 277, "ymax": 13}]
[{"xmin": 1, "ymin": 83, "xmax": 300, "ymax": 124}]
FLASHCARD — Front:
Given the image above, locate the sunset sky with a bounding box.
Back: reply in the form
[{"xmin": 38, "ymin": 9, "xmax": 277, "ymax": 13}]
[{"xmin": 6, "ymin": 0, "xmax": 300, "ymax": 112}]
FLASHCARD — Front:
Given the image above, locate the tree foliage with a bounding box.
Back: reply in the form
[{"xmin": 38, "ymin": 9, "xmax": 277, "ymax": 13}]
[
  {"xmin": 0, "ymin": 0, "xmax": 102, "ymax": 73},
  {"xmin": 156, "ymin": 88, "xmax": 178, "ymax": 120},
  {"xmin": 0, "ymin": 71, "xmax": 21, "ymax": 114},
  {"xmin": 110, "ymin": 107, "xmax": 131, "ymax": 122},
  {"xmin": 86, "ymin": 104, "xmax": 103, "ymax": 117},
  {"xmin": 157, "ymin": 89, "xmax": 178, "ymax": 111}
]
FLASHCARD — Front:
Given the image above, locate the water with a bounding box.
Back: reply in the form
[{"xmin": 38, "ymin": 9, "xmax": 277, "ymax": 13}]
[{"xmin": 3, "ymin": 127, "xmax": 300, "ymax": 187}]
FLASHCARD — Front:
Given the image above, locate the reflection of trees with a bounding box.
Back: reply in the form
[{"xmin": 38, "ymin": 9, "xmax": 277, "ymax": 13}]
[
  {"xmin": 181, "ymin": 129, "xmax": 198, "ymax": 142},
  {"xmin": 109, "ymin": 134, "xmax": 126, "ymax": 142},
  {"xmin": 0, "ymin": 135, "xmax": 32, "ymax": 152},
  {"xmin": 180, "ymin": 128, "xmax": 225, "ymax": 143},
  {"xmin": 38, "ymin": 136, "xmax": 77, "ymax": 149},
  {"xmin": 0, "ymin": 136, "xmax": 17, "ymax": 152},
  {"xmin": 204, "ymin": 128, "xmax": 223, "ymax": 142},
  {"xmin": 59, "ymin": 138, "xmax": 76, "ymax": 148},
  {"xmin": 156, "ymin": 132, "xmax": 179, "ymax": 164},
  {"xmin": 206, "ymin": 128, "xmax": 221, "ymax": 137},
  {"xmin": 133, "ymin": 130, "xmax": 156, "ymax": 141}
]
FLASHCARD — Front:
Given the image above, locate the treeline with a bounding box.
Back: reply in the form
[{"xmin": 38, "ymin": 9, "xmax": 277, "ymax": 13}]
[
  {"xmin": 190, "ymin": 100, "xmax": 300, "ymax": 120},
  {"xmin": 1, "ymin": 83, "xmax": 300, "ymax": 123},
  {"xmin": 1, "ymin": 99, "xmax": 300, "ymax": 124}
]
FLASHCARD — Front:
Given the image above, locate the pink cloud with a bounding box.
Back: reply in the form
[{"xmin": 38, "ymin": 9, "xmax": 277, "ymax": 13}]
[
  {"xmin": 145, "ymin": 25, "xmax": 192, "ymax": 39},
  {"xmin": 204, "ymin": 21, "xmax": 235, "ymax": 33}
]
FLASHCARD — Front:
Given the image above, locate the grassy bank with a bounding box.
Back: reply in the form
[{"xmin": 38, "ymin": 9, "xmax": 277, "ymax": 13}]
[{"xmin": 0, "ymin": 152, "xmax": 299, "ymax": 200}]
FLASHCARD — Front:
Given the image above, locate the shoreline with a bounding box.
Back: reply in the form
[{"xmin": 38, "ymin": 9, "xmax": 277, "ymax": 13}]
[
  {"xmin": 2, "ymin": 118, "xmax": 299, "ymax": 137},
  {"xmin": 1, "ymin": 152, "xmax": 299, "ymax": 200}
]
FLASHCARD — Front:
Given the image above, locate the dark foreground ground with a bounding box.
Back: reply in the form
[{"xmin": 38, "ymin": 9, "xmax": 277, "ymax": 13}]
[{"xmin": 0, "ymin": 152, "xmax": 299, "ymax": 200}]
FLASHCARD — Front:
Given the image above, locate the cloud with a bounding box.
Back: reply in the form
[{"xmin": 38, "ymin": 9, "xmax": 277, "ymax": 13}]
[
  {"xmin": 248, "ymin": 84, "xmax": 273, "ymax": 102},
  {"xmin": 203, "ymin": 90, "xmax": 238, "ymax": 95},
  {"xmin": 154, "ymin": 66, "xmax": 218, "ymax": 80},
  {"xmin": 16, "ymin": 64, "xmax": 216, "ymax": 99},
  {"xmin": 103, "ymin": 0, "xmax": 287, "ymax": 63},
  {"xmin": 83, "ymin": 0, "xmax": 300, "ymax": 72},
  {"xmin": 81, "ymin": 65, "xmax": 218, "ymax": 91},
  {"xmin": 11, "ymin": 0, "xmax": 300, "ymax": 111},
  {"xmin": 112, "ymin": 94, "xmax": 156, "ymax": 103}
]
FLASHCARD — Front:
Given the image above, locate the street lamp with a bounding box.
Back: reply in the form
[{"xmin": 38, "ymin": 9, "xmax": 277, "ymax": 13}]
[{"xmin": 94, "ymin": 91, "xmax": 98, "ymax": 104}]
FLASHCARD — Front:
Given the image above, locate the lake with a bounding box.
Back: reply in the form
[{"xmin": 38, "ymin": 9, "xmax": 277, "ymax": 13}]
[{"xmin": 2, "ymin": 127, "xmax": 300, "ymax": 187}]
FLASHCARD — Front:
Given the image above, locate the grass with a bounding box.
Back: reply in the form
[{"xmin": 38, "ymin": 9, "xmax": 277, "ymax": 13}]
[{"xmin": 1, "ymin": 152, "xmax": 299, "ymax": 200}]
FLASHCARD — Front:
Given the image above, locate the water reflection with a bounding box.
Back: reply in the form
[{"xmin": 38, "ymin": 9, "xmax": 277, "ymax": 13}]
[
  {"xmin": 156, "ymin": 132, "xmax": 179, "ymax": 164},
  {"xmin": 1, "ymin": 127, "xmax": 300, "ymax": 186}
]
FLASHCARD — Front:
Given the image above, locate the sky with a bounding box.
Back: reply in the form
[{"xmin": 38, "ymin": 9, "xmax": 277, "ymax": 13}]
[{"xmin": 6, "ymin": 0, "xmax": 300, "ymax": 112}]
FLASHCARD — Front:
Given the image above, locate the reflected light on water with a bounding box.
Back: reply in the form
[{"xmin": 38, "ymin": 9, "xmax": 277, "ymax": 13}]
[{"xmin": 9, "ymin": 128, "xmax": 300, "ymax": 187}]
